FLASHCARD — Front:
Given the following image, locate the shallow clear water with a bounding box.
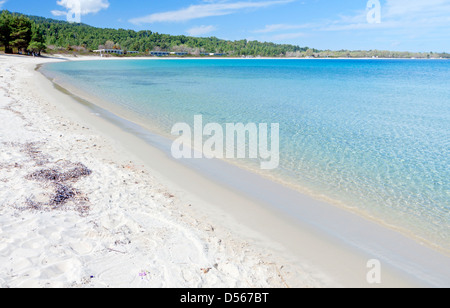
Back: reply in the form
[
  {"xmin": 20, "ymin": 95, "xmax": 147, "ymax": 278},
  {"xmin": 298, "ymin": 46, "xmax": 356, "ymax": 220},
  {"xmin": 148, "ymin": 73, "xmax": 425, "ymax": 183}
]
[{"xmin": 42, "ymin": 59, "xmax": 450, "ymax": 249}]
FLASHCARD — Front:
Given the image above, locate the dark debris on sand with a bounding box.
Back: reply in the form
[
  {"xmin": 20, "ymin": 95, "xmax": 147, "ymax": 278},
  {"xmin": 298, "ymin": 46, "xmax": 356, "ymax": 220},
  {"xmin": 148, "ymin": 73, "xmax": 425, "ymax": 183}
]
[
  {"xmin": 2, "ymin": 133, "xmax": 93, "ymax": 217},
  {"xmin": 25, "ymin": 162, "xmax": 92, "ymax": 215},
  {"xmin": 0, "ymin": 141, "xmax": 95, "ymax": 216},
  {"xmin": 27, "ymin": 163, "xmax": 92, "ymax": 183}
]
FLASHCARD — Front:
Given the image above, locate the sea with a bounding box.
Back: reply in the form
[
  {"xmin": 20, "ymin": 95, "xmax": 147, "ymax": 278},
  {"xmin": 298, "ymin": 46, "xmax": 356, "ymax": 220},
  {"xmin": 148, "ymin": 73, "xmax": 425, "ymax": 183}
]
[{"xmin": 41, "ymin": 59, "xmax": 450, "ymax": 250}]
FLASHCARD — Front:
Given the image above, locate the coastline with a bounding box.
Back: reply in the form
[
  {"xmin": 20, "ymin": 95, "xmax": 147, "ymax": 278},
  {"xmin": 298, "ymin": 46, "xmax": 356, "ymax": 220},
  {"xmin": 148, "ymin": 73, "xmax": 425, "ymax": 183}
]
[
  {"xmin": 1, "ymin": 54, "xmax": 449, "ymax": 288},
  {"xmin": 40, "ymin": 56, "xmax": 450, "ymax": 254},
  {"xmin": 37, "ymin": 54, "xmax": 450, "ymax": 61},
  {"xmin": 1, "ymin": 54, "xmax": 332, "ymax": 288}
]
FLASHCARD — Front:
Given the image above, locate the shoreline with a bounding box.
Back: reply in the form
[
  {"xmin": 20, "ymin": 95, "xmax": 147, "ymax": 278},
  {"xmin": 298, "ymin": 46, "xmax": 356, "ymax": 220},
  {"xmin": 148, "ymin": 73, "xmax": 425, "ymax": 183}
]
[
  {"xmin": 1, "ymin": 54, "xmax": 334, "ymax": 288},
  {"xmin": 40, "ymin": 56, "xmax": 449, "ymax": 255},
  {"xmin": 1, "ymin": 54, "xmax": 449, "ymax": 287},
  {"xmin": 37, "ymin": 56, "xmax": 450, "ymax": 285},
  {"xmin": 30, "ymin": 53, "xmax": 450, "ymax": 61}
]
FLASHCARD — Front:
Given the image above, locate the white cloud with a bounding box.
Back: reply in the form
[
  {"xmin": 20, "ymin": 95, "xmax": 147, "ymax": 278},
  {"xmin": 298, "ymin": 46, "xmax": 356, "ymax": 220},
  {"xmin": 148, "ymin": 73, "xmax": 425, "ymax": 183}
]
[
  {"xmin": 186, "ymin": 25, "xmax": 217, "ymax": 36},
  {"xmin": 51, "ymin": 10, "xmax": 68, "ymax": 17},
  {"xmin": 129, "ymin": 0, "xmax": 295, "ymax": 24},
  {"xmin": 384, "ymin": 0, "xmax": 450, "ymax": 18},
  {"xmin": 51, "ymin": 0, "xmax": 110, "ymax": 17},
  {"xmin": 0, "ymin": 0, "xmax": 7, "ymax": 9},
  {"xmin": 321, "ymin": 1, "xmax": 450, "ymax": 32},
  {"xmin": 256, "ymin": 0, "xmax": 450, "ymax": 34},
  {"xmin": 253, "ymin": 23, "xmax": 313, "ymax": 33},
  {"xmin": 270, "ymin": 31, "xmax": 305, "ymax": 41},
  {"xmin": 250, "ymin": 0, "xmax": 450, "ymax": 49}
]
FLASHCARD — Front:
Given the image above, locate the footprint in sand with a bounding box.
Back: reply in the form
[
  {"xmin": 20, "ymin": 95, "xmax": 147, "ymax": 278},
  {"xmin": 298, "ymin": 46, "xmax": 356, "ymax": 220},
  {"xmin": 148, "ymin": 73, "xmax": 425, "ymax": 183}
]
[
  {"xmin": 21, "ymin": 237, "xmax": 49, "ymax": 250},
  {"xmin": 69, "ymin": 240, "xmax": 94, "ymax": 256},
  {"xmin": 39, "ymin": 258, "xmax": 83, "ymax": 282},
  {"xmin": 38, "ymin": 226, "xmax": 64, "ymax": 242}
]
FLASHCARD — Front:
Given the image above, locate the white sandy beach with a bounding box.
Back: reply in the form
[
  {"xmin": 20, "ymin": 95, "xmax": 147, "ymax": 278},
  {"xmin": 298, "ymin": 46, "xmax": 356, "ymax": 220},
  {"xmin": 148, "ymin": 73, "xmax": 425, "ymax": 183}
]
[
  {"xmin": 0, "ymin": 54, "xmax": 337, "ymax": 288},
  {"xmin": 1, "ymin": 54, "xmax": 449, "ymax": 288}
]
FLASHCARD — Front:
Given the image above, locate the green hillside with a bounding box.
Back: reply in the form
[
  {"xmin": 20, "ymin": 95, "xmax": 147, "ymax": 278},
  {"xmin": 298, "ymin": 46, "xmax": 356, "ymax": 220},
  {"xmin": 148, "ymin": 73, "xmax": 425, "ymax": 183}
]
[
  {"xmin": 1, "ymin": 10, "xmax": 449, "ymax": 58},
  {"xmin": 1, "ymin": 11, "xmax": 308, "ymax": 56}
]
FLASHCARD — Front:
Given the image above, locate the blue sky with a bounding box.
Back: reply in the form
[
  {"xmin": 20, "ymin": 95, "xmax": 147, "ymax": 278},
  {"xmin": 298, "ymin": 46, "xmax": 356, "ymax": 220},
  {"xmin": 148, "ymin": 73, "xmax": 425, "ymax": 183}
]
[{"xmin": 1, "ymin": 0, "xmax": 450, "ymax": 52}]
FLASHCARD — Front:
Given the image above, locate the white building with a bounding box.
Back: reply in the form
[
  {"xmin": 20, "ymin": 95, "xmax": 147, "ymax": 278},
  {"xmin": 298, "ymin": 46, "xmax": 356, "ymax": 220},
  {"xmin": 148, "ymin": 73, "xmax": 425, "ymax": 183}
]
[
  {"xmin": 200, "ymin": 52, "xmax": 225, "ymax": 57},
  {"xmin": 170, "ymin": 52, "xmax": 188, "ymax": 56},
  {"xmin": 94, "ymin": 49, "xmax": 139, "ymax": 56},
  {"xmin": 150, "ymin": 51, "xmax": 170, "ymax": 56}
]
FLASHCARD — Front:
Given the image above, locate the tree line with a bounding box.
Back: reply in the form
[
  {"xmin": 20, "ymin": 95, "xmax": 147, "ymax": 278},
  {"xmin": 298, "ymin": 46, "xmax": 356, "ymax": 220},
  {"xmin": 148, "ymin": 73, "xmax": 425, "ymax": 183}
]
[
  {"xmin": 1, "ymin": 10, "xmax": 449, "ymax": 58},
  {"xmin": 2, "ymin": 11, "xmax": 308, "ymax": 57},
  {"xmin": 0, "ymin": 11, "xmax": 46, "ymax": 55}
]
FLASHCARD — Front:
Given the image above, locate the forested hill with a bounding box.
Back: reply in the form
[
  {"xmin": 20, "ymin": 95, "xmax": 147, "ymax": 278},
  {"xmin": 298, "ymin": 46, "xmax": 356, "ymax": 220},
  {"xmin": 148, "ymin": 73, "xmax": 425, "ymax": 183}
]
[
  {"xmin": 12, "ymin": 12, "xmax": 308, "ymax": 57},
  {"xmin": 2, "ymin": 11, "xmax": 449, "ymax": 58}
]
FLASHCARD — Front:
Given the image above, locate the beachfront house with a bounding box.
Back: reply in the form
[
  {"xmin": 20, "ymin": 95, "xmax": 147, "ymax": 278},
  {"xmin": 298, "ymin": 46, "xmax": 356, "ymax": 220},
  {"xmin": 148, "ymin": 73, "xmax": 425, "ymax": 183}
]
[
  {"xmin": 94, "ymin": 49, "xmax": 139, "ymax": 56},
  {"xmin": 170, "ymin": 52, "xmax": 189, "ymax": 56},
  {"xmin": 200, "ymin": 52, "xmax": 226, "ymax": 57},
  {"xmin": 150, "ymin": 51, "xmax": 170, "ymax": 57}
]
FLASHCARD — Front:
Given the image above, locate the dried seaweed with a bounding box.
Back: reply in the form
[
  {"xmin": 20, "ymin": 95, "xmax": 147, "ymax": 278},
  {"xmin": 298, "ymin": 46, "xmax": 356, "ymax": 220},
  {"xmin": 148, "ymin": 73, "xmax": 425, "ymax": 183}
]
[
  {"xmin": 25, "ymin": 162, "xmax": 92, "ymax": 215},
  {"xmin": 21, "ymin": 142, "xmax": 51, "ymax": 166},
  {"xmin": 1, "ymin": 125, "xmax": 93, "ymax": 216},
  {"xmin": 27, "ymin": 168, "xmax": 61, "ymax": 182},
  {"xmin": 51, "ymin": 183, "xmax": 76, "ymax": 206},
  {"xmin": 27, "ymin": 163, "xmax": 92, "ymax": 183}
]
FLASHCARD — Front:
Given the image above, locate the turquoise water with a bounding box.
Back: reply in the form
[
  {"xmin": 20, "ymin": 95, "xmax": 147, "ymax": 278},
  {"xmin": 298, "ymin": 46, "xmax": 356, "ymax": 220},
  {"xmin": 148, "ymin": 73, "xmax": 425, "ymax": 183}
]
[{"xmin": 42, "ymin": 59, "xmax": 450, "ymax": 249}]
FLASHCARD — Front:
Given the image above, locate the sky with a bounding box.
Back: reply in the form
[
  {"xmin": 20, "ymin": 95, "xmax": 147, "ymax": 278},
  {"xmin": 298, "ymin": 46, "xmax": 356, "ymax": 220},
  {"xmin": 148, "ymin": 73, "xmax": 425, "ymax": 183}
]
[{"xmin": 1, "ymin": 0, "xmax": 450, "ymax": 52}]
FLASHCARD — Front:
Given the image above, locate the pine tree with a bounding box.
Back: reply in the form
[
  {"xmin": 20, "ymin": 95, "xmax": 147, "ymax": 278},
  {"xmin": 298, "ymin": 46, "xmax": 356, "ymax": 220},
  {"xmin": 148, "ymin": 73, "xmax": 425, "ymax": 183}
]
[
  {"xmin": 28, "ymin": 23, "xmax": 46, "ymax": 55},
  {"xmin": 0, "ymin": 10, "xmax": 13, "ymax": 53},
  {"xmin": 10, "ymin": 14, "xmax": 32, "ymax": 53}
]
